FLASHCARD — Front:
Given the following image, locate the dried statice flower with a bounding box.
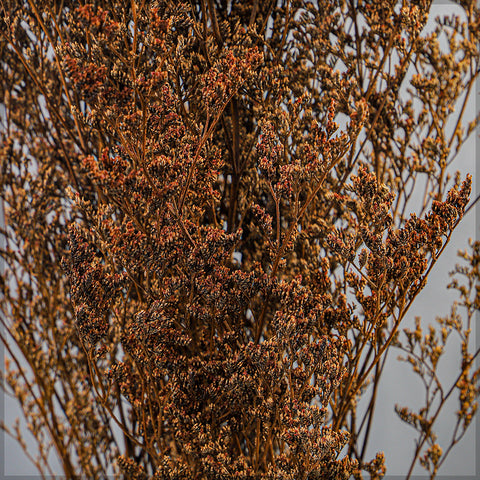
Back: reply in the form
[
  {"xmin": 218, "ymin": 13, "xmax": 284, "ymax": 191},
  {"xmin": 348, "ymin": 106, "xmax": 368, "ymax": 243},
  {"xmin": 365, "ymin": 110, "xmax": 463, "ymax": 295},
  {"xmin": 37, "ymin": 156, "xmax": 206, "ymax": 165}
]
[{"xmin": 1, "ymin": 1, "xmax": 479, "ymax": 478}]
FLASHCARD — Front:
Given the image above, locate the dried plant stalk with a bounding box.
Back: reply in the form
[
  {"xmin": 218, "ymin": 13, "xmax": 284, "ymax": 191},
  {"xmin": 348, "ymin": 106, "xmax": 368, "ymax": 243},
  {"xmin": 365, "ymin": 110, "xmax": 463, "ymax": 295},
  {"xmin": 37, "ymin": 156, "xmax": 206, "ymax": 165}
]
[{"xmin": 0, "ymin": 1, "xmax": 479, "ymax": 478}]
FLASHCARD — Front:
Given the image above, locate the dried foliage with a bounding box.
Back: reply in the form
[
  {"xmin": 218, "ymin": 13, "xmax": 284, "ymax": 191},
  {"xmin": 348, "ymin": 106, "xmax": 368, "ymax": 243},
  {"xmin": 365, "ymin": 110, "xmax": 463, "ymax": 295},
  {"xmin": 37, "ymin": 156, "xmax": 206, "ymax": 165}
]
[{"xmin": 0, "ymin": 0, "xmax": 479, "ymax": 478}]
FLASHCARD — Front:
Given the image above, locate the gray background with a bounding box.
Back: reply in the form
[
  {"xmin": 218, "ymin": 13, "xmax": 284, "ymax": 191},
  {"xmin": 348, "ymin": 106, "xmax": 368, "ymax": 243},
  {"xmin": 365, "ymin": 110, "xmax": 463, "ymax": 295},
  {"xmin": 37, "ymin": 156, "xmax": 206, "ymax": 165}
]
[{"xmin": 1, "ymin": 1, "xmax": 478, "ymax": 478}]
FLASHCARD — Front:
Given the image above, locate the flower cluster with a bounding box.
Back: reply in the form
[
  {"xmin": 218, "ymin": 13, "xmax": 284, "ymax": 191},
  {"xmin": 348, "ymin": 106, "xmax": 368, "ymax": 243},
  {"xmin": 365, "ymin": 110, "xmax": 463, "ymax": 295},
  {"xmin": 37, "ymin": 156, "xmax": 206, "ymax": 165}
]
[{"xmin": 1, "ymin": 1, "xmax": 479, "ymax": 479}]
